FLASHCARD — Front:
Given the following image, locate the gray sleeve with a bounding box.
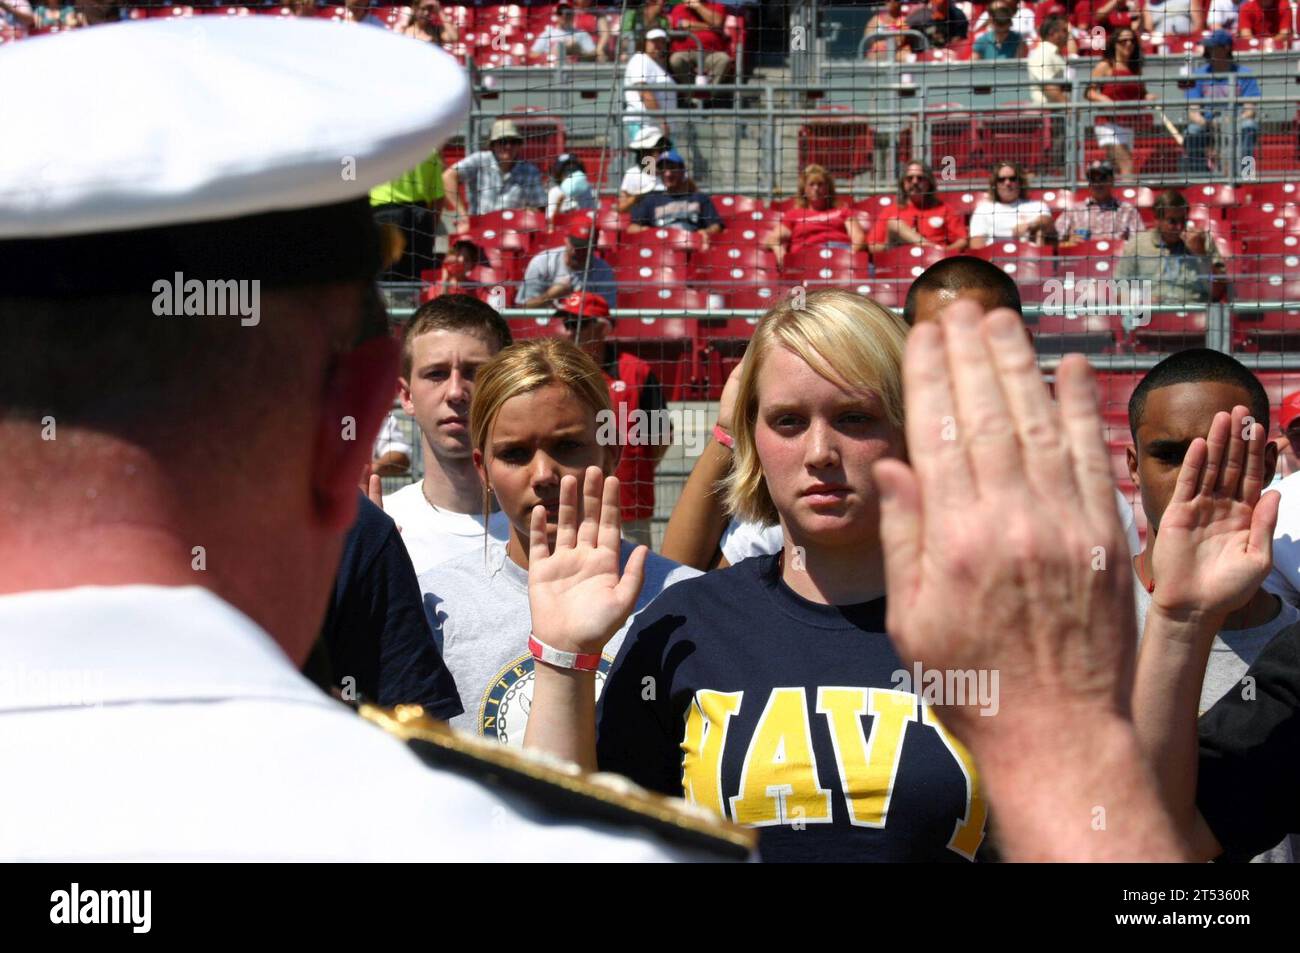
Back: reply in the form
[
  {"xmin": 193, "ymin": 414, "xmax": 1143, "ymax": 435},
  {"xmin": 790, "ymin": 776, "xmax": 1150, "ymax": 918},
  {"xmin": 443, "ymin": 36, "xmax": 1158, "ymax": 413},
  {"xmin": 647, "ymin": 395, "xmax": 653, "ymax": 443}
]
[{"xmin": 518, "ymin": 251, "xmax": 551, "ymax": 304}]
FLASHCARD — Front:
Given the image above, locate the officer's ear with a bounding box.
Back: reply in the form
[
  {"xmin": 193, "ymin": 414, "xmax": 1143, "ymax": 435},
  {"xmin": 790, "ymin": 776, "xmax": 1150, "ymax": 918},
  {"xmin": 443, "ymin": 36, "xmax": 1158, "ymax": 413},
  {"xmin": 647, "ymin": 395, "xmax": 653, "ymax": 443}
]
[{"xmin": 312, "ymin": 331, "xmax": 401, "ymax": 533}]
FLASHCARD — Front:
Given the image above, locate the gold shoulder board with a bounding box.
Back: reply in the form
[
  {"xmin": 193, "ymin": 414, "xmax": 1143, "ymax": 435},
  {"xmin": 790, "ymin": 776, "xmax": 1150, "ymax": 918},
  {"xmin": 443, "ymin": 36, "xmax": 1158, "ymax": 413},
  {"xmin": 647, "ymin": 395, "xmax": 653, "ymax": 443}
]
[{"xmin": 357, "ymin": 703, "xmax": 756, "ymax": 861}]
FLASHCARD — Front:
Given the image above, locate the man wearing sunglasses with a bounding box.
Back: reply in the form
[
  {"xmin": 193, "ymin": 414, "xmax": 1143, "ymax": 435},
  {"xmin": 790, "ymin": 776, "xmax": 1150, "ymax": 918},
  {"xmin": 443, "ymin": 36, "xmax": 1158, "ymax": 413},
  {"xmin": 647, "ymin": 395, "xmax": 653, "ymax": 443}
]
[
  {"xmin": 867, "ymin": 160, "xmax": 969, "ymax": 255},
  {"xmin": 1055, "ymin": 160, "xmax": 1144, "ymax": 244}
]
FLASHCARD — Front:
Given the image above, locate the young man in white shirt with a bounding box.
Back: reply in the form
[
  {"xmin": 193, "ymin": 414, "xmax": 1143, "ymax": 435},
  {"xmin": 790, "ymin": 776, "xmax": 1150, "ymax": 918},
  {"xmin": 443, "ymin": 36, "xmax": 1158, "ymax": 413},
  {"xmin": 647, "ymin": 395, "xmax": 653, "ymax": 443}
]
[{"xmin": 383, "ymin": 294, "xmax": 512, "ymax": 574}]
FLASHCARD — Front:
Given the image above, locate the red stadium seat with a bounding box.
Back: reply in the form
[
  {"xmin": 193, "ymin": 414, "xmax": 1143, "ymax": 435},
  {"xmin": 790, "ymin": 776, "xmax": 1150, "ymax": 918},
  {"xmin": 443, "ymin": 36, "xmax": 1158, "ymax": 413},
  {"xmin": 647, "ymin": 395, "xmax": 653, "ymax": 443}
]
[
  {"xmin": 1095, "ymin": 372, "xmax": 1143, "ymax": 420},
  {"xmin": 856, "ymin": 195, "xmax": 901, "ymax": 218},
  {"xmin": 466, "ymin": 226, "xmax": 532, "ymax": 256},
  {"xmin": 970, "ymin": 241, "xmax": 1057, "ymax": 302},
  {"xmin": 1025, "ymin": 188, "xmax": 1073, "ymax": 213},
  {"xmin": 622, "ymin": 227, "xmax": 703, "ymax": 252},
  {"xmin": 506, "ymin": 315, "xmax": 563, "ymax": 341},
  {"xmin": 925, "ymin": 103, "xmax": 980, "ymax": 181},
  {"xmin": 1182, "ymin": 183, "xmax": 1237, "ymax": 211},
  {"xmin": 723, "ymin": 282, "xmax": 788, "ymax": 312},
  {"xmin": 1131, "ymin": 310, "xmax": 1208, "ymax": 352},
  {"xmin": 1235, "ymin": 308, "xmax": 1300, "ymax": 351},
  {"xmin": 1240, "ymin": 182, "xmax": 1300, "ymax": 207},
  {"xmin": 605, "ymin": 245, "xmax": 689, "ymax": 272},
  {"xmin": 783, "ymin": 246, "xmax": 869, "ymax": 281},
  {"xmin": 712, "ymin": 195, "xmax": 765, "ymax": 219},
  {"xmin": 1113, "ymin": 185, "xmax": 1158, "ymax": 208},
  {"xmin": 1231, "ymin": 253, "xmax": 1300, "ymax": 304},
  {"xmin": 847, "ymin": 280, "xmax": 902, "ymax": 310},
  {"xmin": 1032, "ymin": 313, "xmax": 1122, "ymax": 355},
  {"xmin": 872, "ymin": 244, "xmax": 952, "ymax": 280},
  {"xmin": 798, "ymin": 110, "xmax": 874, "ymax": 179},
  {"xmin": 980, "ymin": 105, "xmax": 1055, "ymax": 176},
  {"xmin": 1057, "ymin": 237, "xmax": 1127, "ymax": 262},
  {"xmin": 612, "ymin": 264, "xmax": 686, "ymax": 291},
  {"xmin": 507, "ymin": 108, "xmax": 566, "ymax": 168},
  {"xmin": 550, "ymin": 208, "xmax": 598, "ymax": 235},
  {"xmin": 691, "ymin": 245, "xmax": 777, "ymax": 282},
  {"xmin": 611, "ymin": 316, "xmax": 693, "ymax": 341},
  {"xmin": 471, "ymin": 208, "xmax": 547, "ymax": 237},
  {"xmin": 714, "ymin": 220, "xmax": 769, "ymax": 246},
  {"xmin": 620, "ymin": 287, "xmax": 710, "ymax": 313}
]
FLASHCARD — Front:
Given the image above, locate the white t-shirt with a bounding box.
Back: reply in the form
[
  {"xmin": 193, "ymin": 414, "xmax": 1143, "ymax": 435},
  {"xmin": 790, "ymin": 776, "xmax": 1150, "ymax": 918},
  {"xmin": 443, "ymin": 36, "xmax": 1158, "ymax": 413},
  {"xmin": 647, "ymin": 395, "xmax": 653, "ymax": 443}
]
[
  {"xmin": 969, "ymin": 198, "xmax": 1053, "ymax": 241},
  {"xmin": 383, "ymin": 481, "xmax": 511, "ymax": 577},
  {"xmin": 619, "ymin": 165, "xmax": 666, "ymax": 199},
  {"xmin": 418, "ymin": 539, "xmax": 700, "ymax": 744},
  {"xmin": 623, "ymin": 52, "xmax": 676, "ymax": 121},
  {"xmin": 373, "ymin": 412, "xmax": 414, "ymax": 459},
  {"xmin": 1027, "ymin": 41, "xmax": 1067, "ymax": 105},
  {"xmin": 721, "ymin": 489, "xmax": 1141, "ymax": 566},
  {"xmin": 1264, "ymin": 472, "xmax": 1300, "ymax": 605},
  {"xmin": 530, "ymin": 25, "xmax": 596, "ymax": 58},
  {"xmin": 1205, "ymin": 0, "xmax": 1239, "ymax": 30}
]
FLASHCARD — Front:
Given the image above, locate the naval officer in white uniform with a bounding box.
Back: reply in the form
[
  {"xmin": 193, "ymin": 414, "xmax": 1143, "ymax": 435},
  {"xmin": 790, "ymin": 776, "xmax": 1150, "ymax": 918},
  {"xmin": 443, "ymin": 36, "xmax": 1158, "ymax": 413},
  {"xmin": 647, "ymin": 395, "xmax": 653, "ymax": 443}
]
[{"xmin": 0, "ymin": 16, "xmax": 749, "ymax": 862}]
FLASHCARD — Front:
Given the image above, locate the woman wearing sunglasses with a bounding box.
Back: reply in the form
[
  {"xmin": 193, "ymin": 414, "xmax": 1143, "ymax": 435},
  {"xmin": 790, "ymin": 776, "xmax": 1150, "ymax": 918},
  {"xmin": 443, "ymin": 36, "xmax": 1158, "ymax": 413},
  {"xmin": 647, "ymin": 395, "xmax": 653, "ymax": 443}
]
[
  {"xmin": 1087, "ymin": 28, "xmax": 1155, "ymax": 178},
  {"xmin": 968, "ymin": 162, "xmax": 1054, "ymax": 249}
]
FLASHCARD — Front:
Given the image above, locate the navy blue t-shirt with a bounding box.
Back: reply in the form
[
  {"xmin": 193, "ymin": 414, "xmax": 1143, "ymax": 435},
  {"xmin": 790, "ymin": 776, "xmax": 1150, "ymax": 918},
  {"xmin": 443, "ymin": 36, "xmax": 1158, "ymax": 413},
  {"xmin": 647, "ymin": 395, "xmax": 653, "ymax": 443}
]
[
  {"xmin": 318, "ymin": 495, "xmax": 463, "ymax": 719},
  {"xmin": 596, "ymin": 555, "xmax": 988, "ymax": 863},
  {"xmin": 630, "ymin": 191, "xmax": 724, "ymax": 232}
]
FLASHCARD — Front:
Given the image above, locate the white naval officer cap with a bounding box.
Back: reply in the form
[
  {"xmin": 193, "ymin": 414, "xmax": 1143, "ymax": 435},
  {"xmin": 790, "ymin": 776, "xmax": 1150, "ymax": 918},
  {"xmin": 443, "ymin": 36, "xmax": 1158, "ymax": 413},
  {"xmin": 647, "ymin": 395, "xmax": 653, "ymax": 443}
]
[{"xmin": 0, "ymin": 16, "xmax": 469, "ymax": 294}]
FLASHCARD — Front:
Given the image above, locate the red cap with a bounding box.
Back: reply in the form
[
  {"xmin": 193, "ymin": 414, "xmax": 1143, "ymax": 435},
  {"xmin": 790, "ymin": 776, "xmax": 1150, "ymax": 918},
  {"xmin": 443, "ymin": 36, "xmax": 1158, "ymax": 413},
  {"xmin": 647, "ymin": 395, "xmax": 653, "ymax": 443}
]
[
  {"xmin": 1281, "ymin": 391, "xmax": 1300, "ymax": 431},
  {"xmin": 556, "ymin": 291, "xmax": 609, "ymax": 320},
  {"xmin": 565, "ymin": 218, "xmax": 596, "ymax": 244}
]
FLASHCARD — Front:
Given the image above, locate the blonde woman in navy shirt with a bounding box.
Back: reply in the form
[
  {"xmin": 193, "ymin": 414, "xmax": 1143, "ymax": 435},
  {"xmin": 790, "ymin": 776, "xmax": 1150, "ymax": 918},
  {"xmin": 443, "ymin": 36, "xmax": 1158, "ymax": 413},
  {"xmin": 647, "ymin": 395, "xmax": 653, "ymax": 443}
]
[{"xmin": 523, "ymin": 289, "xmax": 991, "ymax": 862}]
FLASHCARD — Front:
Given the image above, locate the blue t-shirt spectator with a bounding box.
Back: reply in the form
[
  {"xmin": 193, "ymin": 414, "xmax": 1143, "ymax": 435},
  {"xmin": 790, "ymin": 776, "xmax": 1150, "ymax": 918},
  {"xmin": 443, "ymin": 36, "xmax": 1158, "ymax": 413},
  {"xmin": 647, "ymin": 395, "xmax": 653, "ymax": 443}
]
[
  {"xmin": 1188, "ymin": 62, "xmax": 1261, "ymax": 120},
  {"xmin": 973, "ymin": 29, "xmax": 1023, "ymax": 60},
  {"xmin": 630, "ymin": 190, "xmax": 724, "ymax": 232},
  {"xmin": 312, "ymin": 494, "xmax": 464, "ymax": 717}
]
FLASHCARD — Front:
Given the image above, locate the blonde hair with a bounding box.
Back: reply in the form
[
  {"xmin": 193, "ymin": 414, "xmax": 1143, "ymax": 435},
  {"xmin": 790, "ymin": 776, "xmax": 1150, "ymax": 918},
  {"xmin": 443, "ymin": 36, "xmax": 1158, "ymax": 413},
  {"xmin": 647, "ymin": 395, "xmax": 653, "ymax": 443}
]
[
  {"xmin": 724, "ymin": 289, "xmax": 907, "ymax": 526},
  {"xmin": 795, "ymin": 164, "xmax": 837, "ymax": 209},
  {"xmin": 470, "ymin": 337, "xmax": 614, "ymax": 523}
]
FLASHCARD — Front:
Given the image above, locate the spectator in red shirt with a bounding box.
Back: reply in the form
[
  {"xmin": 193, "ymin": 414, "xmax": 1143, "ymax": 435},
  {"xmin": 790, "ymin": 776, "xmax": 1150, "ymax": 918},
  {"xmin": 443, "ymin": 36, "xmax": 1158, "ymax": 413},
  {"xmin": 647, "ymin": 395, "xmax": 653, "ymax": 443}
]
[
  {"xmin": 762, "ymin": 165, "xmax": 868, "ymax": 270},
  {"xmin": 1072, "ymin": 0, "xmax": 1137, "ymax": 33},
  {"xmin": 867, "ymin": 160, "xmax": 969, "ymax": 254},
  {"xmin": 1239, "ymin": 0, "xmax": 1294, "ymax": 39},
  {"xmin": 667, "ymin": 0, "xmax": 734, "ymax": 95}
]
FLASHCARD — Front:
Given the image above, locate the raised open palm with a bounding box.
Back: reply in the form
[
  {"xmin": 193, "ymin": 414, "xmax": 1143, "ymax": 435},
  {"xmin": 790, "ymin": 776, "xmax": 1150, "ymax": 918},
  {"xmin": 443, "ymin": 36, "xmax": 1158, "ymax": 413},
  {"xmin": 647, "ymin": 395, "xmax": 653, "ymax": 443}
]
[
  {"xmin": 527, "ymin": 467, "xmax": 647, "ymax": 655},
  {"xmin": 1151, "ymin": 406, "xmax": 1280, "ymax": 619}
]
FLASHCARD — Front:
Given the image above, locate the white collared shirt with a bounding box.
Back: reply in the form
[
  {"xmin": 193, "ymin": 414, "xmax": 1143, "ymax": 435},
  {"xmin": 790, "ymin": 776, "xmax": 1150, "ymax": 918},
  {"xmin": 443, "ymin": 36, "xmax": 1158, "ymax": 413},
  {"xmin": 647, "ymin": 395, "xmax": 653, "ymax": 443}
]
[{"xmin": 0, "ymin": 585, "xmax": 709, "ymax": 861}]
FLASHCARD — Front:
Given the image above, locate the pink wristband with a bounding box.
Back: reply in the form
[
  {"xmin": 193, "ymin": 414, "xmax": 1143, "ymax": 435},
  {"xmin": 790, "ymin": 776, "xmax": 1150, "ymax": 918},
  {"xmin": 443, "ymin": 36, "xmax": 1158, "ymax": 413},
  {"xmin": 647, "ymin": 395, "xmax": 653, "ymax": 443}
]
[{"xmin": 713, "ymin": 424, "xmax": 734, "ymax": 449}]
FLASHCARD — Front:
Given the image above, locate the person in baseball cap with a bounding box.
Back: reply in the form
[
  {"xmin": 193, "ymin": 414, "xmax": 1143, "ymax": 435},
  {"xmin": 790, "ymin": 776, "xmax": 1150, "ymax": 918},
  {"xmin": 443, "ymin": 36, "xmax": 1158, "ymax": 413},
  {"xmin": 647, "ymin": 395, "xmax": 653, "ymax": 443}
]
[
  {"xmin": 443, "ymin": 116, "xmax": 547, "ymax": 220},
  {"xmin": 0, "ymin": 15, "xmax": 744, "ymax": 863},
  {"xmin": 552, "ymin": 288, "xmax": 671, "ymax": 548},
  {"xmin": 626, "ymin": 149, "xmax": 725, "ymax": 248},
  {"xmin": 1274, "ymin": 390, "xmax": 1300, "ymax": 484},
  {"xmin": 517, "ymin": 217, "xmax": 618, "ymax": 308},
  {"xmin": 618, "ymin": 125, "xmax": 672, "ymax": 213},
  {"xmin": 1184, "ymin": 28, "xmax": 1261, "ymax": 174}
]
